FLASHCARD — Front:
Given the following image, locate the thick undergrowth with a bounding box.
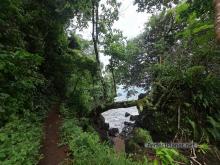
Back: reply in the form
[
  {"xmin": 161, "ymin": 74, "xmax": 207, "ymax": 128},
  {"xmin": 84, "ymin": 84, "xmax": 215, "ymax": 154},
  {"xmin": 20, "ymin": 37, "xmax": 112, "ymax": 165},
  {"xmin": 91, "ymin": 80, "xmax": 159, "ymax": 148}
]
[{"xmin": 0, "ymin": 117, "xmax": 43, "ymax": 164}]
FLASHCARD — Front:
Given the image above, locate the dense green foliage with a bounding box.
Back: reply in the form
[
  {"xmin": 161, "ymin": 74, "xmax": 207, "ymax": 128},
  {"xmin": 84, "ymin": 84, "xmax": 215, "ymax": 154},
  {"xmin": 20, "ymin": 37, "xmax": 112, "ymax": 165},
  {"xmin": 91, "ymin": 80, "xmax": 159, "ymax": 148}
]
[
  {"xmin": 113, "ymin": 1, "xmax": 220, "ymax": 144},
  {"xmin": 0, "ymin": 0, "xmax": 120, "ymax": 163},
  {"xmin": 0, "ymin": 0, "xmax": 106, "ymax": 163},
  {"xmin": 0, "ymin": 118, "xmax": 42, "ymax": 164},
  {"xmin": 134, "ymin": 0, "xmax": 180, "ymax": 12},
  {"xmin": 0, "ymin": 0, "xmax": 107, "ymax": 123},
  {"xmin": 154, "ymin": 148, "xmax": 184, "ymax": 165},
  {"xmin": 0, "ymin": 50, "xmax": 46, "ymax": 125}
]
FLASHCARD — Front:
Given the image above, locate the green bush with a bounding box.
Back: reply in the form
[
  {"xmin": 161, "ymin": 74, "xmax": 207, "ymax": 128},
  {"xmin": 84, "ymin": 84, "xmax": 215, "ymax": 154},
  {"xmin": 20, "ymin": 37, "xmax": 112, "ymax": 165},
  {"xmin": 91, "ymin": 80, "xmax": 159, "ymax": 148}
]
[
  {"xmin": 61, "ymin": 118, "xmax": 142, "ymax": 165},
  {"xmin": 153, "ymin": 147, "xmax": 188, "ymax": 165},
  {"xmin": 133, "ymin": 128, "xmax": 153, "ymax": 145},
  {"xmin": 126, "ymin": 128, "xmax": 153, "ymax": 154},
  {"xmin": 60, "ymin": 104, "xmax": 95, "ymax": 132},
  {"xmin": 126, "ymin": 139, "xmax": 141, "ymax": 153},
  {"xmin": 0, "ymin": 50, "xmax": 46, "ymax": 126},
  {"xmin": 0, "ymin": 118, "xmax": 42, "ymax": 165}
]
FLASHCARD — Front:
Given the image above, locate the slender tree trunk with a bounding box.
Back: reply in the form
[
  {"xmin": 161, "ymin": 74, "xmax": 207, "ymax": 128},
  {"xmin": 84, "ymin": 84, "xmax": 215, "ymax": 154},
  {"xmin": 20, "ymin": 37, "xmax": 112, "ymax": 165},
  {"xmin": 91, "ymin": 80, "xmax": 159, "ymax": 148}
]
[
  {"xmin": 72, "ymin": 77, "xmax": 80, "ymax": 96},
  {"xmin": 92, "ymin": 1, "xmax": 101, "ymax": 65},
  {"xmin": 159, "ymin": 55, "xmax": 162, "ymax": 64},
  {"xmin": 214, "ymin": 0, "xmax": 220, "ymax": 42},
  {"xmin": 92, "ymin": 76, "xmax": 97, "ymax": 106},
  {"xmin": 109, "ymin": 58, "xmax": 117, "ymax": 96},
  {"xmin": 178, "ymin": 105, "xmax": 181, "ymax": 130},
  {"xmin": 92, "ymin": 0, "xmax": 107, "ymax": 99},
  {"xmin": 111, "ymin": 67, "xmax": 117, "ymax": 96}
]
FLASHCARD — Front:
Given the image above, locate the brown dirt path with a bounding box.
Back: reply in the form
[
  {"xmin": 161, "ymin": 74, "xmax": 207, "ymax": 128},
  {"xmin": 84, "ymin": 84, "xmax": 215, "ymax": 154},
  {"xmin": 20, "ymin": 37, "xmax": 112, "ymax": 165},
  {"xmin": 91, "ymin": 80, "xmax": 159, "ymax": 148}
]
[
  {"xmin": 39, "ymin": 103, "xmax": 69, "ymax": 165},
  {"xmin": 112, "ymin": 136, "xmax": 125, "ymax": 153}
]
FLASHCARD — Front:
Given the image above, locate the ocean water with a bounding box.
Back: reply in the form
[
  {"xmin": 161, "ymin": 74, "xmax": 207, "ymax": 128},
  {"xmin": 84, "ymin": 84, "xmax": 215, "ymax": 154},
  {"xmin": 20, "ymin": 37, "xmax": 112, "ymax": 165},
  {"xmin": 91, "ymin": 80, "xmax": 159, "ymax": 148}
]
[
  {"xmin": 101, "ymin": 106, "xmax": 139, "ymax": 133},
  {"xmin": 101, "ymin": 85, "xmax": 144, "ymax": 134},
  {"xmin": 114, "ymin": 84, "xmax": 145, "ymax": 102}
]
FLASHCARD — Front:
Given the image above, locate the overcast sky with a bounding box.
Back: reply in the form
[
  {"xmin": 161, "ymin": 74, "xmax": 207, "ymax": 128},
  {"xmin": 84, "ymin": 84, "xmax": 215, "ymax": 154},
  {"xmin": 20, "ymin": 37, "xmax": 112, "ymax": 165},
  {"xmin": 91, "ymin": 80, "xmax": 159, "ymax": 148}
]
[
  {"xmin": 76, "ymin": 0, "xmax": 151, "ymax": 66},
  {"xmin": 113, "ymin": 0, "xmax": 150, "ymax": 39}
]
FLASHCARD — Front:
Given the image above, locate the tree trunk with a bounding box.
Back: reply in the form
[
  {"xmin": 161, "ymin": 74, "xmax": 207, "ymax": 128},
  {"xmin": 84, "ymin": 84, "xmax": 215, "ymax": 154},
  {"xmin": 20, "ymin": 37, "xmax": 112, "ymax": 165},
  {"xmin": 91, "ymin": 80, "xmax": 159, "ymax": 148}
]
[
  {"xmin": 214, "ymin": 0, "xmax": 220, "ymax": 42},
  {"xmin": 159, "ymin": 55, "xmax": 162, "ymax": 64},
  {"xmin": 89, "ymin": 100, "xmax": 137, "ymax": 117},
  {"xmin": 111, "ymin": 68, "xmax": 117, "ymax": 96},
  {"xmin": 92, "ymin": 76, "xmax": 97, "ymax": 105},
  {"xmin": 72, "ymin": 77, "xmax": 80, "ymax": 96},
  {"xmin": 92, "ymin": 1, "xmax": 101, "ymax": 65},
  {"xmin": 177, "ymin": 105, "xmax": 181, "ymax": 130},
  {"xmin": 110, "ymin": 59, "xmax": 117, "ymax": 96},
  {"xmin": 92, "ymin": 0, "xmax": 107, "ymax": 99}
]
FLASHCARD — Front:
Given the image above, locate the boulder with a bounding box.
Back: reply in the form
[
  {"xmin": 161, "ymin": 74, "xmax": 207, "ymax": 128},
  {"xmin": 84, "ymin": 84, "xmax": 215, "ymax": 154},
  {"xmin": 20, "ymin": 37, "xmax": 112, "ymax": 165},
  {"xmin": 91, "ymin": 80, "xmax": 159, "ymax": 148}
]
[
  {"xmin": 138, "ymin": 93, "xmax": 147, "ymax": 100},
  {"xmin": 108, "ymin": 128, "xmax": 119, "ymax": 136},
  {"xmin": 124, "ymin": 121, "xmax": 135, "ymax": 126},
  {"xmin": 100, "ymin": 114, "xmax": 105, "ymax": 123},
  {"xmin": 125, "ymin": 112, "xmax": 131, "ymax": 117},
  {"xmin": 130, "ymin": 115, "xmax": 139, "ymax": 121},
  {"xmin": 100, "ymin": 114, "xmax": 110, "ymax": 130},
  {"xmin": 103, "ymin": 122, "xmax": 109, "ymax": 130}
]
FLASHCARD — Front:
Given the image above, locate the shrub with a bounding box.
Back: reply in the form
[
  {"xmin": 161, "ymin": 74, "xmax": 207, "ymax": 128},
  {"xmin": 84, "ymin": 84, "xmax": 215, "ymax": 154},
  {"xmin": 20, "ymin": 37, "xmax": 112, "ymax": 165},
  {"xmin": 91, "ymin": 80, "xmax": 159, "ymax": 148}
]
[
  {"xmin": 0, "ymin": 50, "xmax": 46, "ymax": 126},
  {"xmin": 133, "ymin": 128, "xmax": 153, "ymax": 145},
  {"xmin": 153, "ymin": 147, "xmax": 188, "ymax": 165},
  {"xmin": 126, "ymin": 128, "xmax": 153, "ymax": 154},
  {"xmin": 0, "ymin": 118, "xmax": 42, "ymax": 165}
]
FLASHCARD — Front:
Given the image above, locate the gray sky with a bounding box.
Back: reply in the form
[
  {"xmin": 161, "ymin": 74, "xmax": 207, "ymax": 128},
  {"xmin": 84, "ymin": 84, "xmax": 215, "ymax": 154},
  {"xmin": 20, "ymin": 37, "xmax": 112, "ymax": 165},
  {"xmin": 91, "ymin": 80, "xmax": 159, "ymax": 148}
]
[
  {"xmin": 113, "ymin": 0, "xmax": 150, "ymax": 39},
  {"xmin": 76, "ymin": 0, "xmax": 151, "ymax": 66}
]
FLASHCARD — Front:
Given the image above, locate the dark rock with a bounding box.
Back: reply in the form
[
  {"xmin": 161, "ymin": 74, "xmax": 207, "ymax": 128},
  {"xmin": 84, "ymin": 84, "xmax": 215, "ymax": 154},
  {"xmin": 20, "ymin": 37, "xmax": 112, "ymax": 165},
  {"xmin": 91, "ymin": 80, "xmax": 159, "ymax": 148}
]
[
  {"xmin": 130, "ymin": 115, "xmax": 139, "ymax": 121},
  {"xmin": 108, "ymin": 128, "xmax": 119, "ymax": 136},
  {"xmin": 121, "ymin": 125, "xmax": 135, "ymax": 139},
  {"xmin": 103, "ymin": 122, "xmax": 109, "ymax": 130},
  {"xmin": 138, "ymin": 93, "xmax": 147, "ymax": 100},
  {"xmin": 100, "ymin": 115, "xmax": 105, "ymax": 123},
  {"xmin": 124, "ymin": 121, "xmax": 135, "ymax": 126},
  {"xmin": 125, "ymin": 112, "xmax": 131, "ymax": 117},
  {"xmin": 99, "ymin": 115, "xmax": 110, "ymax": 130}
]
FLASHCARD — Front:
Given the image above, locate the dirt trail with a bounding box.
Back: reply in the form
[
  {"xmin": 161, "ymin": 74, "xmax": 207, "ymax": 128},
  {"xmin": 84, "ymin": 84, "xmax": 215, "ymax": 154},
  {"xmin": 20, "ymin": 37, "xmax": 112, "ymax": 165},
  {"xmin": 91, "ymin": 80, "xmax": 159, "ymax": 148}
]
[
  {"xmin": 112, "ymin": 136, "xmax": 125, "ymax": 153},
  {"xmin": 39, "ymin": 103, "xmax": 69, "ymax": 165}
]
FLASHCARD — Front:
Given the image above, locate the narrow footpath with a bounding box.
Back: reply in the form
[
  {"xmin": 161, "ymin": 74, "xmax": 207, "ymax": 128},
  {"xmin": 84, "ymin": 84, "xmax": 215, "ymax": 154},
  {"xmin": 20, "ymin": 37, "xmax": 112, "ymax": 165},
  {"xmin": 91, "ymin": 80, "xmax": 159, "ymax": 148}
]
[
  {"xmin": 112, "ymin": 136, "xmax": 125, "ymax": 153},
  {"xmin": 39, "ymin": 103, "xmax": 69, "ymax": 165}
]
